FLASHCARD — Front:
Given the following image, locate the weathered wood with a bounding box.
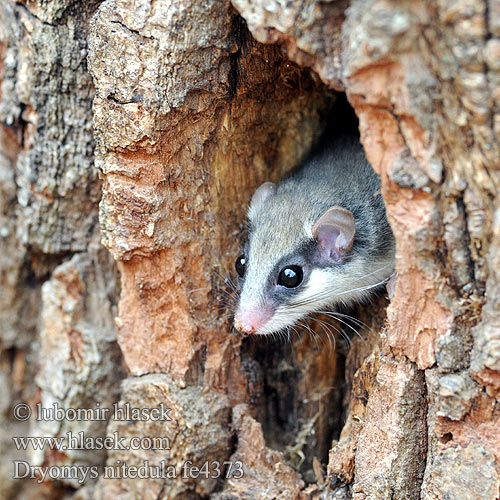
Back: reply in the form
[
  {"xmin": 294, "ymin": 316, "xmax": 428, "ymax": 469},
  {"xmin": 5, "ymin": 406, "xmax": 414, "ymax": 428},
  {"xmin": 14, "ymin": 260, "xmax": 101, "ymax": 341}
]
[
  {"xmin": 0, "ymin": 0, "xmax": 499, "ymax": 499},
  {"xmin": 0, "ymin": 2, "xmax": 122, "ymax": 499}
]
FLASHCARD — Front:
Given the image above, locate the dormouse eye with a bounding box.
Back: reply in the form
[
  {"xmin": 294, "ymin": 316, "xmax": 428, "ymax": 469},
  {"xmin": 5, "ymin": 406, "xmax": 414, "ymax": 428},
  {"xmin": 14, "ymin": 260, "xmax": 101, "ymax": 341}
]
[
  {"xmin": 235, "ymin": 255, "xmax": 246, "ymax": 277},
  {"xmin": 277, "ymin": 266, "xmax": 303, "ymax": 288}
]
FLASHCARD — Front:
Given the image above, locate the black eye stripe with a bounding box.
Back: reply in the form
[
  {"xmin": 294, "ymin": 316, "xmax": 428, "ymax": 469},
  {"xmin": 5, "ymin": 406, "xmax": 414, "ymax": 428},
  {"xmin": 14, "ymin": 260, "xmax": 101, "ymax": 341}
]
[{"xmin": 277, "ymin": 265, "xmax": 304, "ymax": 288}]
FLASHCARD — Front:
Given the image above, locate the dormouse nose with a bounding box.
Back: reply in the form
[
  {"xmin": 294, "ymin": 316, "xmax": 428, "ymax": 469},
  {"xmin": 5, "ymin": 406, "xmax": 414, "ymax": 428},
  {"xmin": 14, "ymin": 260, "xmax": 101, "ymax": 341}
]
[
  {"xmin": 234, "ymin": 318, "xmax": 257, "ymax": 335},
  {"xmin": 234, "ymin": 305, "xmax": 273, "ymax": 335}
]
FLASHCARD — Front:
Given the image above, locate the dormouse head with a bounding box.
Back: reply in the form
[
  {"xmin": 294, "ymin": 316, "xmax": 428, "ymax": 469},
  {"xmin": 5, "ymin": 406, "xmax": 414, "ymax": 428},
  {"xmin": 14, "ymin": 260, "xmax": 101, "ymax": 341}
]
[{"xmin": 233, "ymin": 181, "xmax": 356, "ymax": 335}]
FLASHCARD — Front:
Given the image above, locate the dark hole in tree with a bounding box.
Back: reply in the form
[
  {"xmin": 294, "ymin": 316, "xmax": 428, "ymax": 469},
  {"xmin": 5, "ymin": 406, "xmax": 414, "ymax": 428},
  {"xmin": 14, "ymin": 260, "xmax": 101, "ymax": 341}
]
[
  {"xmin": 239, "ymin": 94, "xmax": 390, "ymax": 483},
  {"xmin": 440, "ymin": 432, "xmax": 453, "ymax": 444}
]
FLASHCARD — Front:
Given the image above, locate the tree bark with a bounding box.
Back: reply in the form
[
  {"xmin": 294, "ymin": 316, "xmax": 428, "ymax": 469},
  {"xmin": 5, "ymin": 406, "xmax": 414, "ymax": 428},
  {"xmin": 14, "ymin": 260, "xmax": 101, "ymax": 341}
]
[{"xmin": 0, "ymin": 1, "xmax": 499, "ymax": 499}]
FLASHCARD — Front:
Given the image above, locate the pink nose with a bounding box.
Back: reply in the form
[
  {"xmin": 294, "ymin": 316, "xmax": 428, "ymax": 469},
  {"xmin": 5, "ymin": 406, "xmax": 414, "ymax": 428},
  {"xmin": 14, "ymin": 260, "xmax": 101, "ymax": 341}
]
[{"xmin": 234, "ymin": 306, "xmax": 273, "ymax": 335}]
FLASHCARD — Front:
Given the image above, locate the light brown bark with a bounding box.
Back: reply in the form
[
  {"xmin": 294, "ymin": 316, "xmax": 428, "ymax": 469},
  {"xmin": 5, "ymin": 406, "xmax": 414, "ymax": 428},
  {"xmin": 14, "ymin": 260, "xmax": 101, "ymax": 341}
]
[{"xmin": 0, "ymin": 0, "xmax": 499, "ymax": 499}]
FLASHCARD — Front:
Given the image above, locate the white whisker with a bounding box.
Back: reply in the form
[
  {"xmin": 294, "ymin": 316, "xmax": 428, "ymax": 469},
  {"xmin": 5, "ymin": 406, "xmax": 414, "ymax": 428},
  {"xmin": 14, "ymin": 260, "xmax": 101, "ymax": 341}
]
[
  {"xmin": 288, "ymin": 273, "xmax": 390, "ymax": 309},
  {"xmin": 317, "ymin": 313, "xmax": 365, "ymax": 343}
]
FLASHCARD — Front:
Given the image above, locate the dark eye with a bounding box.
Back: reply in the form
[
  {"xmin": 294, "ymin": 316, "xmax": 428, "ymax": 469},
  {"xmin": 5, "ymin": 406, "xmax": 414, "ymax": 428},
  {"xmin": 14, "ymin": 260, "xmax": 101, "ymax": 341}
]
[
  {"xmin": 235, "ymin": 255, "xmax": 246, "ymax": 277},
  {"xmin": 277, "ymin": 266, "xmax": 303, "ymax": 288}
]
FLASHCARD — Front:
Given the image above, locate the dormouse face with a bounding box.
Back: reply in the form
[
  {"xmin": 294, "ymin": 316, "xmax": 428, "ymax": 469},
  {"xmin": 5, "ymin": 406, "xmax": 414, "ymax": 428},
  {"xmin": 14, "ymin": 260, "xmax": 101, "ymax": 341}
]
[{"xmin": 234, "ymin": 182, "xmax": 356, "ymax": 335}]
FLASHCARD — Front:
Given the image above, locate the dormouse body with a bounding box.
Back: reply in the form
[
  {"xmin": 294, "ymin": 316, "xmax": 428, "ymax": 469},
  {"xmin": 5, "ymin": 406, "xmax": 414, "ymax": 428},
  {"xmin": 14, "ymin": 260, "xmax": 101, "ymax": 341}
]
[{"xmin": 234, "ymin": 134, "xmax": 395, "ymax": 336}]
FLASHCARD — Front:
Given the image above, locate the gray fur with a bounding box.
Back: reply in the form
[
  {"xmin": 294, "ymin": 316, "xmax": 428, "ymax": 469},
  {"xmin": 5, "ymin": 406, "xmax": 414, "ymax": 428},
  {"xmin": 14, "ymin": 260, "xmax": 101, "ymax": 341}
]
[{"xmin": 235, "ymin": 134, "xmax": 396, "ymax": 335}]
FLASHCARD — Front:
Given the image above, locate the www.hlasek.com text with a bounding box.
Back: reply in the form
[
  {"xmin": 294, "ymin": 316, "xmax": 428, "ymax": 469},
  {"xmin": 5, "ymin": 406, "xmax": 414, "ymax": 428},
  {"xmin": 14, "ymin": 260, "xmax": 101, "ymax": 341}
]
[{"xmin": 12, "ymin": 431, "xmax": 171, "ymax": 452}]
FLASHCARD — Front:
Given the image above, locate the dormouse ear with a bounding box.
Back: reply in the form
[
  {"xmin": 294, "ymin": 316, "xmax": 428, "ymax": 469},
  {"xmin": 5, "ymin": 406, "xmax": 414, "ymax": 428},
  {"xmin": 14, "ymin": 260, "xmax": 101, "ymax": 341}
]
[
  {"xmin": 248, "ymin": 182, "xmax": 277, "ymax": 220},
  {"xmin": 312, "ymin": 206, "xmax": 355, "ymax": 263}
]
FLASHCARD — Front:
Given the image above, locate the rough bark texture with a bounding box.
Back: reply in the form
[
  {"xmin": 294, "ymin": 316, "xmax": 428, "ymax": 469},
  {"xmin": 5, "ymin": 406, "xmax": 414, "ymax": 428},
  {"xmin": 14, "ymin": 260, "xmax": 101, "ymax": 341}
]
[{"xmin": 0, "ymin": 0, "xmax": 499, "ymax": 500}]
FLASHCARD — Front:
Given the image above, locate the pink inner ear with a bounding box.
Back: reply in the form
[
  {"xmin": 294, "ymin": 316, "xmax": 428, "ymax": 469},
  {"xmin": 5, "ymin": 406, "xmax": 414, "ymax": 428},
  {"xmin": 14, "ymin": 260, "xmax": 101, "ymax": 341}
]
[
  {"xmin": 316, "ymin": 225, "xmax": 344, "ymax": 261},
  {"xmin": 312, "ymin": 206, "xmax": 355, "ymax": 262}
]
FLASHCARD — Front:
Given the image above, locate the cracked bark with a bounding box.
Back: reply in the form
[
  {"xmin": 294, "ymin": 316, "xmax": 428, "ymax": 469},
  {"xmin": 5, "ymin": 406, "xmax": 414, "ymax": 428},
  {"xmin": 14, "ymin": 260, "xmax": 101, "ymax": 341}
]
[{"xmin": 0, "ymin": 0, "xmax": 499, "ymax": 499}]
